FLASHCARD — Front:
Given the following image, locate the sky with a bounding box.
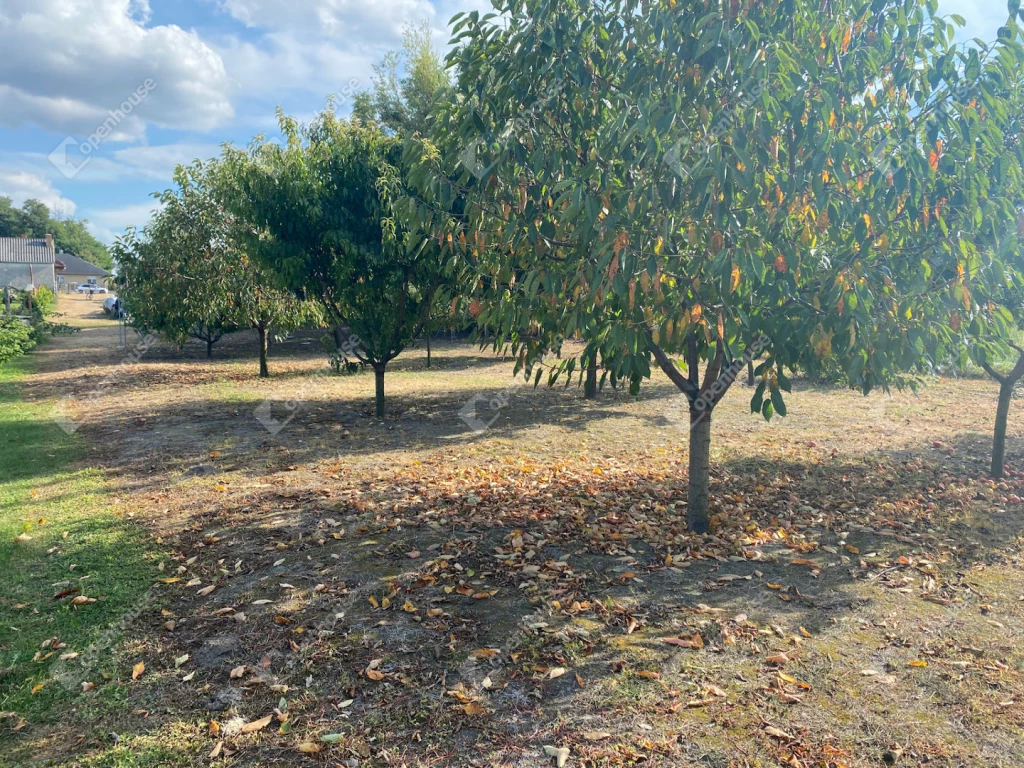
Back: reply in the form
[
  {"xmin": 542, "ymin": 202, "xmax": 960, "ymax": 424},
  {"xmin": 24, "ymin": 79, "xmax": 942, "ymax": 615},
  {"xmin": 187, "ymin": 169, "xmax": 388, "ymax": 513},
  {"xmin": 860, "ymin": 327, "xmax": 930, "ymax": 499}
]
[{"xmin": 0, "ymin": 0, "xmax": 1012, "ymax": 246}]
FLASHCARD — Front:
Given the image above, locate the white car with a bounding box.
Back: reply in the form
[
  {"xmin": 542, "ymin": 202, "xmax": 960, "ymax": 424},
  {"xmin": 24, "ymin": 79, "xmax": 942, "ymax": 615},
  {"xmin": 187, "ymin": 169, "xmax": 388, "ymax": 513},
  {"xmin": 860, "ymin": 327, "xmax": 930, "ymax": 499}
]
[{"xmin": 76, "ymin": 284, "xmax": 108, "ymax": 294}]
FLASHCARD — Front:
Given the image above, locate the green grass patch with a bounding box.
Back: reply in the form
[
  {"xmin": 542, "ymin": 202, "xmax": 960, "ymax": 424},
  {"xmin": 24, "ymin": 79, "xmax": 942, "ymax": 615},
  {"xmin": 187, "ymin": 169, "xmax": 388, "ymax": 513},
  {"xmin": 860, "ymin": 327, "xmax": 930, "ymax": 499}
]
[{"xmin": 0, "ymin": 356, "xmax": 156, "ymax": 726}]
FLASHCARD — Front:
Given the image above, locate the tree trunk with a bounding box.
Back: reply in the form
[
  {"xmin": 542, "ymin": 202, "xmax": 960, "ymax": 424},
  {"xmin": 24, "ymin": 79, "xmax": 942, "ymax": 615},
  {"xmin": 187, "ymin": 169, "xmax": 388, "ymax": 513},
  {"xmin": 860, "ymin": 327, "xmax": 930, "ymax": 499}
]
[
  {"xmin": 426, "ymin": 334, "xmax": 432, "ymax": 369},
  {"xmin": 373, "ymin": 364, "xmax": 386, "ymax": 418},
  {"xmin": 688, "ymin": 409, "xmax": 713, "ymax": 534},
  {"xmin": 334, "ymin": 326, "xmax": 344, "ymax": 351},
  {"xmin": 747, "ymin": 359, "xmax": 755, "ymax": 386},
  {"xmin": 258, "ymin": 326, "xmax": 269, "ymax": 378},
  {"xmin": 206, "ymin": 339, "xmax": 213, "ymax": 358},
  {"xmin": 993, "ymin": 380, "xmax": 1013, "ymax": 479},
  {"xmin": 584, "ymin": 356, "xmax": 598, "ymax": 400}
]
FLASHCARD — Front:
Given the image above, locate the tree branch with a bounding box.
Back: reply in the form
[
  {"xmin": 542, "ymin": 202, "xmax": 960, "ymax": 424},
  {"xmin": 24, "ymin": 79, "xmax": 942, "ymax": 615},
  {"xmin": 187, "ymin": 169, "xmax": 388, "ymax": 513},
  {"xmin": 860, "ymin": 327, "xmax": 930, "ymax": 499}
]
[{"xmin": 647, "ymin": 337, "xmax": 700, "ymax": 401}]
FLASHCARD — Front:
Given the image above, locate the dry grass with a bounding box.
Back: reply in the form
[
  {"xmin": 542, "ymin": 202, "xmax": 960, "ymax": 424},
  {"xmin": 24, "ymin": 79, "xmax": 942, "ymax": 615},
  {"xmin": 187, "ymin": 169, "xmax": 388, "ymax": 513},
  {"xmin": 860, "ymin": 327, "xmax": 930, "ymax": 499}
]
[{"xmin": 4, "ymin": 294, "xmax": 1024, "ymax": 768}]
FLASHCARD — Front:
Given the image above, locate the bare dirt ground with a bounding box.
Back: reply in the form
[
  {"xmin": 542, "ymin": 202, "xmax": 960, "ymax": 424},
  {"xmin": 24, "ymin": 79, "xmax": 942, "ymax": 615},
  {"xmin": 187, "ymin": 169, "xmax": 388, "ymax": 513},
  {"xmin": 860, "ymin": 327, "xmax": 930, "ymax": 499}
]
[{"xmin": 9, "ymin": 294, "xmax": 1024, "ymax": 767}]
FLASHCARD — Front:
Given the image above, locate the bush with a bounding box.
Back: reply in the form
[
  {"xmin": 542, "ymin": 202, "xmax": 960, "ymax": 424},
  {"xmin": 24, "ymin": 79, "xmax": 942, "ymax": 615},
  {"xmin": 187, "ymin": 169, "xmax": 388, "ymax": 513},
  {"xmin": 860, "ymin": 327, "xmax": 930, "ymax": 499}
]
[
  {"xmin": 0, "ymin": 315, "xmax": 35, "ymax": 366},
  {"xmin": 33, "ymin": 286, "xmax": 56, "ymax": 315}
]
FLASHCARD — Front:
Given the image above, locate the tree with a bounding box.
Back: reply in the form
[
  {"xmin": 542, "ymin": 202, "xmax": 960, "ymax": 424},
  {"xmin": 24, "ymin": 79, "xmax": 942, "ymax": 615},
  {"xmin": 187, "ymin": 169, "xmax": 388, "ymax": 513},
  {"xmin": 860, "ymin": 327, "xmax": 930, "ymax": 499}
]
[
  {"xmin": 116, "ymin": 160, "xmax": 309, "ymax": 374},
  {"xmin": 52, "ymin": 218, "xmax": 113, "ymax": 270},
  {"xmin": 228, "ymin": 261, "xmax": 319, "ymax": 378},
  {"xmin": 940, "ymin": 20, "xmax": 1024, "ymax": 479},
  {"xmin": 0, "ymin": 198, "xmax": 19, "ymax": 237},
  {"xmin": 410, "ymin": 0, "xmax": 1018, "ymax": 533},
  {"xmin": 353, "ymin": 21, "xmax": 451, "ymax": 137},
  {"xmin": 222, "ymin": 109, "xmax": 448, "ymax": 416}
]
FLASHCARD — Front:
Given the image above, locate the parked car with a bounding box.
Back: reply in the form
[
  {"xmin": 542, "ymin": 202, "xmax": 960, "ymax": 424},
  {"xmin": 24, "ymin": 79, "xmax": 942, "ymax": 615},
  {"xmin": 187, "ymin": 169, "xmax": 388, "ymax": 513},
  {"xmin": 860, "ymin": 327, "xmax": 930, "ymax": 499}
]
[{"xmin": 76, "ymin": 284, "xmax": 108, "ymax": 294}]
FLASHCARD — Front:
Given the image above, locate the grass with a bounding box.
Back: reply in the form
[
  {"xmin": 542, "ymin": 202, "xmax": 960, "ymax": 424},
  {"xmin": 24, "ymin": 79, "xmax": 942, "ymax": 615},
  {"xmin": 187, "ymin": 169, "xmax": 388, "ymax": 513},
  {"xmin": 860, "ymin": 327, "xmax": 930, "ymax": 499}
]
[{"xmin": 0, "ymin": 355, "xmax": 156, "ymax": 733}]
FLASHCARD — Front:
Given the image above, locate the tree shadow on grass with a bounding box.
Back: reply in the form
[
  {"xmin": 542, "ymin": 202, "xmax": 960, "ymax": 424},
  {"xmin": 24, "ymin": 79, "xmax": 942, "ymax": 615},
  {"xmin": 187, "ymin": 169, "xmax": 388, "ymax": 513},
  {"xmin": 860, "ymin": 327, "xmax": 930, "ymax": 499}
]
[{"xmin": 14, "ymin": 427, "xmax": 1024, "ymax": 766}]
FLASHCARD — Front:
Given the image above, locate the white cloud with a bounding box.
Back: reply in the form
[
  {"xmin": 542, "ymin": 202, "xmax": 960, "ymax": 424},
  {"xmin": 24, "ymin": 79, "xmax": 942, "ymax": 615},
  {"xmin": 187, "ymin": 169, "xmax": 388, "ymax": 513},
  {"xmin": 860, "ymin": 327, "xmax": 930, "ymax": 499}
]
[
  {"xmin": 214, "ymin": 0, "xmax": 435, "ymax": 38},
  {"xmin": 85, "ymin": 201, "xmax": 164, "ymax": 244},
  {"xmin": 0, "ymin": 0, "xmax": 234, "ymax": 138},
  {"xmin": 0, "ymin": 168, "xmax": 77, "ymax": 215},
  {"xmin": 206, "ymin": 0, "xmax": 458, "ymax": 105},
  {"xmin": 111, "ymin": 144, "xmax": 225, "ymax": 180}
]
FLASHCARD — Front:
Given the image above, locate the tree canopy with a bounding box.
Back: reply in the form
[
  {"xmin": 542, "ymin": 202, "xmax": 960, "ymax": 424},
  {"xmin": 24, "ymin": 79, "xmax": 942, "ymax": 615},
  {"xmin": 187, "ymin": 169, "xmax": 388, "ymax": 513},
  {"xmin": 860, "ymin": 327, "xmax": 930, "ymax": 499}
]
[
  {"xmin": 221, "ymin": 109, "xmax": 450, "ymax": 415},
  {"xmin": 353, "ymin": 21, "xmax": 452, "ymax": 137},
  {"xmin": 114, "ymin": 160, "xmax": 311, "ymax": 374},
  {"xmin": 407, "ymin": 0, "xmax": 1024, "ymax": 531}
]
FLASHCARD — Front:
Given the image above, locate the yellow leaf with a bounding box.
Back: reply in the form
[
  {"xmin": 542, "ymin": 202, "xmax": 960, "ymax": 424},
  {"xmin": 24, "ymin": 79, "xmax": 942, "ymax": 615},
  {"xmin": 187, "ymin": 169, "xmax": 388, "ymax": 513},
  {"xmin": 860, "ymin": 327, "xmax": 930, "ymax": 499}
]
[
  {"xmin": 240, "ymin": 714, "xmax": 273, "ymax": 734},
  {"xmin": 909, "ymin": 659, "xmax": 928, "ymax": 668},
  {"xmin": 402, "ymin": 600, "xmax": 416, "ymax": 613},
  {"xmin": 132, "ymin": 662, "xmax": 145, "ymax": 681},
  {"xmin": 463, "ymin": 702, "xmax": 487, "ymax": 716},
  {"xmin": 297, "ymin": 742, "xmax": 322, "ymax": 754},
  {"xmin": 365, "ymin": 669, "xmax": 385, "ymax": 681},
  {"xmin": 730, "ymin": 264, "xmax": 741, "ymax": 293}
]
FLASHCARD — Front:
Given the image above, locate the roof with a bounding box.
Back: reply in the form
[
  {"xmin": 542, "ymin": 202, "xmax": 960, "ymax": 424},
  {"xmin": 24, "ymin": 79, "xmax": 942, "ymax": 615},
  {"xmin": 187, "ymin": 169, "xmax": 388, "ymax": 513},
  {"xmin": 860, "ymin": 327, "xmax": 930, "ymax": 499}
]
[
  {"xmin": 55, "ymin": 252, "xmax": 109, "ymax": 276},
  {"xmin": 0, "ymin": 237, "xmax": 55, "ymax": 264}
]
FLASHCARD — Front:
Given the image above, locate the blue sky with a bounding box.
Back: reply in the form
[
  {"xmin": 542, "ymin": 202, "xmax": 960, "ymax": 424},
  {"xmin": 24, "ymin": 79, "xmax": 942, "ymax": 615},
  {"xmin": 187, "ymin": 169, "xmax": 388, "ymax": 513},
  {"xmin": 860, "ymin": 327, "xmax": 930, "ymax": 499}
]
[{"xmin": 0, "ymin": 0, "xmax": 1012, "ymax": 245}]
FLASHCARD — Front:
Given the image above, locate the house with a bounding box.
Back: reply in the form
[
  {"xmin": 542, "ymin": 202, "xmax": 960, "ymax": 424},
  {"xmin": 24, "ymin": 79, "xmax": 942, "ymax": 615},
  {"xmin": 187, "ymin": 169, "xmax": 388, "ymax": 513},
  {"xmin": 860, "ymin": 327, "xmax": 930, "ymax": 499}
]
[
  {"xmin": 55, "ymin": 252, "xmax": 110, "ymax": 291},
  {"xmin": 0, "ymin": 235, "xmax": 58, "ymax": 294}
]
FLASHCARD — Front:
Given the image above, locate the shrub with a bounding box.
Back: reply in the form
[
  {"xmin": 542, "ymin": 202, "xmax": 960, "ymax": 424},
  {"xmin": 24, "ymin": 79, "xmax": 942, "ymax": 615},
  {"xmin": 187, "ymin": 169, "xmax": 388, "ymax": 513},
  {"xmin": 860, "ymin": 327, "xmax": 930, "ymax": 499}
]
[
  {"xmin": 33, "ymin": 286, "xmax": 56, "ymax": 315},
  {"xmin": 0, "ymin": 315, "xmax": 35, "ymax": 366}
]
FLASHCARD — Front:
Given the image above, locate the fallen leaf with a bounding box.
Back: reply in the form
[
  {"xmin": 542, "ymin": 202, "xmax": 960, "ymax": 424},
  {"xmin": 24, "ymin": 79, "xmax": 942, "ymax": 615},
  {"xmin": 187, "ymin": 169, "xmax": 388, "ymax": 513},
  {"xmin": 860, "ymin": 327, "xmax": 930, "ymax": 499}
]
[
  {"xmin": 663, "ymin": 634, "xmax": 703, "ymax": 649},
  {"xmin": 297, "ymin": 742, "xmax": 322, "ymax": 754},
  {"xmin": 543, "ymin": 744, "xmax": 571, "ymax": 767},
  {"xmin": 764, "ymin": 725, "xmax": 794, "ymax": 740},
  {"xmin": 583, "ymin": 731, "xmax": 612, "ymax": 741},
  {"xmin": 240, "ymin": 714, "xmax": 273, "ymax": 734},
  {"xmin": 132, "ymin": 662, "xmax": 145, "ymax": 681}
]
